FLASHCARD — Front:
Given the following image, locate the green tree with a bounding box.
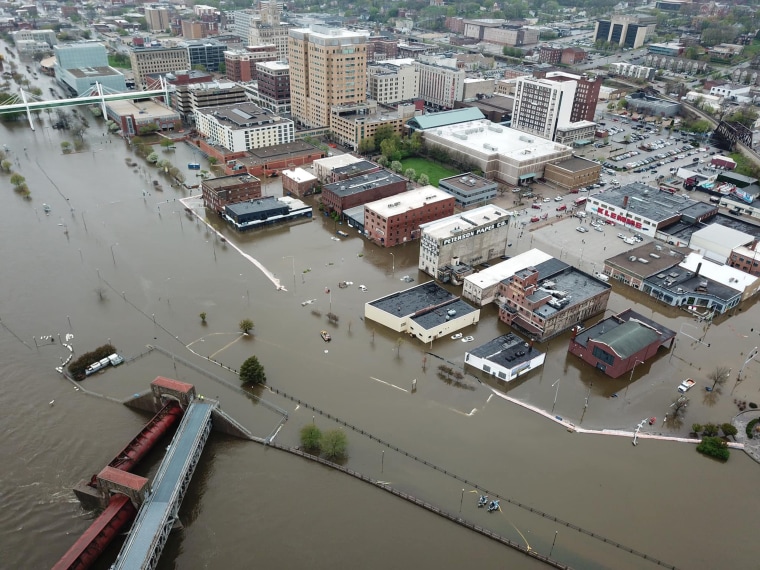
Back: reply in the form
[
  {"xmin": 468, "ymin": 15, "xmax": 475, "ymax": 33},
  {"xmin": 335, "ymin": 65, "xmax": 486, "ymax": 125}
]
[
  {"xmin": 373, "ymin": 124, "xmax": 396, "ymax": 148},
  {"xmin": 703, "ymin": 423, "xmax": 719, "ymax": 437},
  {"xmin": 160, "ymin": 138, "xmax": 175, "ymax": 148},
  {"xmin": 691, "ymin": 423, "xmax": 703, "ymax": 435},
  {"xmin": 239, "ymin": 355, "xmax": 266, "ymax": 384},
  {"xmin": 721, "ymin": 423, "xmax": 738, "ymax": 440},
  {"xmin": 218, "ymin": 62, "xmax": 226, "ymax": 74},
  {"xmin": 147, "ymin": 151, "xmax": 159, "ymax": 164},
  {"xmin": 417, "ymin": 173, "xmax": 430, "ymax": 186},
  {"xmin": 376, "ymin": 155, "xmax": 388, "ymax": 167},
  {"xmin": 390, "ymin": 160, "xmax": 403, "ymax": 173},
  {"xmin": 380, "ymin": 136, "xmax": 401, "ymax": 161},
  {"xmin": 404, "ymin": 167, "xmax": 416, "ymax": 180},
  {"xmin": 299, "ymin": 424, "xmax": 322, "ymax": 452},
  {"xmin": 199, "ymin": 311, "xmax": 207, "ymax": 324},
  {"xmin": 61, "ymin": 141, "xmax": 72, "ymax": 153},
  {"xmin": 358, "ymin": 136, "xmax": 375, "ymax": 154},
  {"xmin": 10, "ymin": 172, "xmax": 25, "ymax": 187},
  {"xmin": 320, "ymin": 429, "xmax": 348, "ymax": 460},
  {"xmin": 0, "ymin": 159, "xmax": 11, "ymax": 172},
  {"xmin": 239, "ymin": 318, "xmax": 254, "ymax": 334}
]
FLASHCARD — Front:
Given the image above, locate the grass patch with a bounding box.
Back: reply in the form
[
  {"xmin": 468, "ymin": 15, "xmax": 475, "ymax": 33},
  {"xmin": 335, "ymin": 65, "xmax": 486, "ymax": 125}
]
[
  {"xmin": 729, "ymin": 152, "xmax": 760, "ymax": 179},
  {"xmin": 400, "ymin": 157, "xmax": 459, "ymax": 186}
]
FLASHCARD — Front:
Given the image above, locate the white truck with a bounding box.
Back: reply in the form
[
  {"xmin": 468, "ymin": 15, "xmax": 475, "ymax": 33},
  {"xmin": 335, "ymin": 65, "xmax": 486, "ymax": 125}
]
[{"xmin": 677, "ymin": 378, "xmax": 696, "ymax": 393}]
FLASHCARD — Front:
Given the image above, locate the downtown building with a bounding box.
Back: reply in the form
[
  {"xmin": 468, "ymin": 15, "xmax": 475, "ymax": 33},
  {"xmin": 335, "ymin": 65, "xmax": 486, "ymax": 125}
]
[
  {"xmin": 511, "ymin": 72, "xmax": 599, "ymax": 144},
  {"xmin": 419, "ymin": 205, "xmax": 513, "ymax": 282},
  {"xmin": 195, "ymin": 102, "xmax": 294, "ymax": 153},
  {"xmin": 593, "ymin": 15, "xmax": 655, "ymax": 49},
  {"xmin": 367, "ymin": 59, "xmax": 419, "ymax": 105},
  {"xmin": 364, "ymin": 186, "xmax": 455, "ymax": 248},
  {"xmin": 145, "ymin": 5, "xmax": 171, "ymax": 32},
  {"xmin": 224, "ymin": 45, "xmax": 278, "ymax": 82},
  {"xmin": 130, "ymin": 46, "xmax": 190, "ymax": 88},
  {"xmin": 288, "ymin": 25, "xmax": 368, "ymax": 129},
  {"xmin": 414, "ymin": 56, "xmax": 465, "ymax": 110}
]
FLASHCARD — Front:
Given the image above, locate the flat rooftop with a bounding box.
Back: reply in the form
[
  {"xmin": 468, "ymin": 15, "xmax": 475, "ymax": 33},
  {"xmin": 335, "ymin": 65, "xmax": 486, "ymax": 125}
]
[
  {"xmin": 605, "ymin": 242, "xmax": 687, "ymax": 278},
  {"xmin": 592, "ymin": 182, "xmax": 701, "ymax": 223},
  {"xmin": 368, "ymin": 281, "xmax": 478, "ymax": 328},
  {"xmin": 106, "ymin": 99, "xmax": 178, "ymax": 119},
  {"xmin": 235, "ymin": 140, "xmax": 320, "ymax": 166},
  {"xmin": 282, "ymin": 167, "xmax": 316, "ymax": 183},
  {"xmin": 659, "ymin": 214, "xmax": 760, "ymax": 242},
  {"xmin": 313, "ymin": 154, "xmax": 363, "ymax": 170},
  {"xmin": 203, "ymin": 174, "xmax": 259, "ymax": 189},
  {"xmin": 332, "ymin": 160, "xmax": 378, "ymax": 178},
  {"xmin": 68, "ymin": 66, "xmax": 123, "ymax": 78},
  {"xmin": 692, "ymin": 223, "xmax": 754, "ymax": 249},
  {"xmin": 420, "ymin": 205, "xmax": 512, "ymax": 240},
  {"xmin": 424, "ymin": 119, "xmax": 571, "ymax": 161},
  {"xmin": 256, "ymin": 61, "xmax": 289, "ymax": 71},
  {"xmin": 439, "ymin": 173, "xmax": 496, "ymax": 194},
  {"xmin": 325, "ymin": 169, "xmax": 405, "ymax": 197},
  {"xmin": 227, "ymin": 197, "xmax": 281, "ymax": 215},
  {"xmin": 550, "ymin": 156, "xmax": 598, "ymax": 173},
  {"xmin": 196, "ymin": 103, "xmax": 287, "ymax": 129},
  {"xmin": 465, "ymin": 248, "xmax": 553, "ymax": 289},
  {"xmin": 366, "ymin": 186, "xmax": 452, "ymax": 212},
  {"xmin": 468, "ymin": 332, "xmax": 542, "ymax": 369},
  {"xmin": 530, "ymin": 264, "xmax": 611, "ymax": 320}
]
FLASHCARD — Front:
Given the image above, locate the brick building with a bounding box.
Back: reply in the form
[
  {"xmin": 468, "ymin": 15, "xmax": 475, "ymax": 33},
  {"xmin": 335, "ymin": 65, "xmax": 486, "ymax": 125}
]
[
  {"xmin": 544, "ymin": 157, "xmax": 601, "ymax": 190},
  {"xmin": 496, "ymin": 258, "xmax": 611, "ymax": 341},
  {"xmin": 224, "ymin": 45, "xmax": 277, "ymax": 82},
  {"xmin": 364, "ymin": 186, "xmax": 455, "ymax": 247},
  {"xmin": 322, "ymin": 169, "xmax": 407, "ymax": 215},
  {"xmin": 282, "ymin": 167, "xmax": 318, "ymax": 198},
  {"xmin": 567, "ymin": 309, "xmax": 675, "ymax": 378},
  {"xmin": 202, "ymin": 174, "xmax": 262, "ymax": 214}
]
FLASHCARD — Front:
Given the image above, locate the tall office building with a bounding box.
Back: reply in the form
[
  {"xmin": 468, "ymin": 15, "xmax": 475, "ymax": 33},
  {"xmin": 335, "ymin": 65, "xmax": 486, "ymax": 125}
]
[
  {"xmin": 288, "ymin": 26, "xmax": 367, "ymax": 129},
  {"xmin": 512, "ymin": 76, "xmax": 575, "ymax": 141},
  {"xmin": 414, "ymin": 57, "xmax": 465, "ymax": 110},
  {"xmin": 534, "ymin": 71, "xmax": 600, "ymax": 123},
  {"xmin": 130, "ymin": 46, "xmax": 191, "ymax": 88},
  {"xmin": 145, "ymin": 6, "xmax": 171, "ymax": 32},
  {"xmin": 593, "ymin": 15, "xmax": 654, "ymax": 49},
  {"xmin": 249, "ymin": 1, "xmax": 290, "ymax": 61}
]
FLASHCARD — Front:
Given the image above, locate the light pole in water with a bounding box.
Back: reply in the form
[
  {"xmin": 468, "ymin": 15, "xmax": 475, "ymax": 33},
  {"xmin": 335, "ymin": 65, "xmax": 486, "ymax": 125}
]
[
  {"xmin": 551, "ymin": 378, "xmax": 560, "ymax": 415},
  {"xmin": 389, "ymin": 252, "xmax": 395, "ymax": 277},
  {"xmin": 110, "ymin": 243, "xmax": 118, "ymax": 264},
  {"xmin": 625, "ymin": 360, "xmax": 644, "ymax": 403}
]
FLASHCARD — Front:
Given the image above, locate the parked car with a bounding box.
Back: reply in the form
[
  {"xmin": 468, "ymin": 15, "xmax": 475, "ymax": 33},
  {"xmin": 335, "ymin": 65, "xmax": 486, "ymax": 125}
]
[
  {"xmin": 530, "ymin": 216, "xmax": 540, "ymax": 222},
  {"xmin": 576, "ymin": 226, "xmax": 588, "ymax": 233},
  {"xmin": 617, "ymin": 233, "xmax": 626, "ymax": 239},
  {"xmin": 556, "ymin": 204, "xmax": 567, "ymax": 211},
  {"xmin": 531, "ymin": 203, "xmax": 541, "ymax": 209},
  {"xmin": 554, "ymin": 196, "xmax": 563, "ymax": 202}
]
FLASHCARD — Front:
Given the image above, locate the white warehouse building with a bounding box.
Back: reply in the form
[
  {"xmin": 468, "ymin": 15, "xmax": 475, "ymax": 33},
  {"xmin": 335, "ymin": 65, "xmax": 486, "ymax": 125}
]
[{"xmin": 419, "ymin": 119, "xmax": 572, "ymax": 185}]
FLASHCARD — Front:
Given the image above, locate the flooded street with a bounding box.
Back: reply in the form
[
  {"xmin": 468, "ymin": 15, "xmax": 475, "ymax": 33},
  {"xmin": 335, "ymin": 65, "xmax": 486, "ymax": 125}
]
[{"xmin": 2, "ymin": 84, "xmax": 760, "ymax": 569}]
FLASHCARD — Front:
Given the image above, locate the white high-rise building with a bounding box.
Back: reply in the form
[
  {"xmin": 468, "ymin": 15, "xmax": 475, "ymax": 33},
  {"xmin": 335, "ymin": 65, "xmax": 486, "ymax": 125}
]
[
  {"xmin": 511, "ymin": 76, "xmax": 576, "ymax": 141},
  {"xmin": 414, "ymin": 57, "xmax": 465, "ymax": 110}
]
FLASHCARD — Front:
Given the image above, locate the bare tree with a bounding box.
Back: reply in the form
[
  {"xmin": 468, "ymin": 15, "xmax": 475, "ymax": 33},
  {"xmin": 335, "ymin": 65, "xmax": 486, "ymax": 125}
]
[{"xmin": 708, "ymin": 366, "xmax": 731, "ymax": 391}]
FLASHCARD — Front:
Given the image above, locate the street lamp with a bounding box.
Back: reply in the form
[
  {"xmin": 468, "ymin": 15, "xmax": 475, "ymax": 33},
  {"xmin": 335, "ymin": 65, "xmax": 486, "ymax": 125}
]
[
  {"xmin": 734, "ymin": 346, "xmax": 758, "ymax": 393},
  {"xmin": 551, "ymin": 378, "xmax": 561, "ymax": 415},
  {"xmin": 110, "ymin": 243, "xmax": 118, "ymax": 264},
  {"xmin": 625, "ymin": 359, "xmax": 644, "ymax": 402},
  {"xmin": 389, "ymin": 252, "xmax": 395, "ymax": 277}
]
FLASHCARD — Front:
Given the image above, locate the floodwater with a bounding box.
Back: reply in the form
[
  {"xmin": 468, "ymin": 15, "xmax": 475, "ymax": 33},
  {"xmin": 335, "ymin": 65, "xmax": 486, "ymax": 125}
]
[{"xmin": 1, "ymin": 61, "xmax": 760, "ymax": 570}]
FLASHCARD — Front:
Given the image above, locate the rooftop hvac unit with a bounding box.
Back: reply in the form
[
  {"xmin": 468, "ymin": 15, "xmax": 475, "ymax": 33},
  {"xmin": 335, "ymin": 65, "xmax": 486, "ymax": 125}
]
[
  {"xmin": 649, "ymin": 253, "xmax": 660, "ymax": 259},
  {"xmin": 629, "ymin": 256, "xmax": 637, "ymax": 261},
  {"xmin": 519, "ymin": 135, "xmax": 534, "ymax": 143},
  {"xmin": 638, "ymin": 258, "xmax": 649, "ymax": 264}
]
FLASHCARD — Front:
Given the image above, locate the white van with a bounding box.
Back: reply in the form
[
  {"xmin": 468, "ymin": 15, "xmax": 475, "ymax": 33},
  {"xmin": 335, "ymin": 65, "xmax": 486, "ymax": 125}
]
[{"xmin": 594, "ymin": 272, "xmax": 610, "ymax": 282}]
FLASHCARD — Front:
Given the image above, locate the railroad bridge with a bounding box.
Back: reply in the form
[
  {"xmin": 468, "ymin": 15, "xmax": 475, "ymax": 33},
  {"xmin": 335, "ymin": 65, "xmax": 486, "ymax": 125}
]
[{"xmin": 54, "ymin": 377, "xmax": 249, "ymax": 570}]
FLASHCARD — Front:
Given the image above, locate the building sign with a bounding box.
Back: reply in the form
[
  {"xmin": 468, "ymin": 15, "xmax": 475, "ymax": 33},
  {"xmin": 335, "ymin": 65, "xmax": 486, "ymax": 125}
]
[
  {"xmin": 595, "ymin": 207, "xmax": 642, "ymax": 229},
  {"xmin": 442, "ymin": 220, "xmax": 507, "ymax": 245}
]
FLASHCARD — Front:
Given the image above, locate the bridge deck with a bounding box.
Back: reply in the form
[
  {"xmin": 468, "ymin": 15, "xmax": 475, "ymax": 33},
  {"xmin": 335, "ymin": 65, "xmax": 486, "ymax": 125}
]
[{"xmin": 112, "ymin": 401, "xmax": 213, "ymax": 570}]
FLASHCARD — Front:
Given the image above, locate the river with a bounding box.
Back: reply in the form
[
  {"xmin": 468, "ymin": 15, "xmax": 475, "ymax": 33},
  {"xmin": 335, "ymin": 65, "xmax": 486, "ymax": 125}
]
[{"xmin": 1, "ymin": 57, "xmax": 759, "ymax": 570}]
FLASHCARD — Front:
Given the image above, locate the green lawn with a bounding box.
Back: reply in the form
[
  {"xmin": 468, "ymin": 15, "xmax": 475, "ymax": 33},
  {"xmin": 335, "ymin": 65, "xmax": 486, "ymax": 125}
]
[{"xmin": 400, "ymin": 157, "xmax": 459, "ymax": 186}]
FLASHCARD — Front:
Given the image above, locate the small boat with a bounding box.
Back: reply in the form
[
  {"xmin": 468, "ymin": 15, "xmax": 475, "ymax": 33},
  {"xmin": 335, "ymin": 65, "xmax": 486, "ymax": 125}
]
[
  {"xmin": 451, "ymin": 333, "xmax": 463, "ymax": 340},
  {"xmin": 320, "ymin": 330, "xmax": 331, "ymax": 342},
  {"xmin": 648, "ymin": 417, "xmax": 656, "ymax": 425},
  {"xmin": 42, "ymin": 203, "xmax": 51, "ymax": 213}
]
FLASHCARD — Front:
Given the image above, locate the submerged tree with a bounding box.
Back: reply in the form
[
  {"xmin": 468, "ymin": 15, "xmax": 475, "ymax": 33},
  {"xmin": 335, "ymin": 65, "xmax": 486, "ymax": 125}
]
[{"xmin": 239, "ymin": 355, "xmax": 266, "ymax": 385}]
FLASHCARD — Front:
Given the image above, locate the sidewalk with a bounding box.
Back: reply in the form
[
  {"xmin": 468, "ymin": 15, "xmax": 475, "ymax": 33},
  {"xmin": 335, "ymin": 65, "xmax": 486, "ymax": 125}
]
[{"xmin": 732, "ymin": 410, "xmax": 760, "ymax": 463}]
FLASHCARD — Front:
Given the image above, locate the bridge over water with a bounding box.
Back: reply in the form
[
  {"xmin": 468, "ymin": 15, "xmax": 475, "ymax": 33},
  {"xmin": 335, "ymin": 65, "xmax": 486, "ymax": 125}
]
[
  {"xmin": 111, "ymin": 399, "xmax": 214, "ymax": 570},
  {"xmin": 0, "ymin": 80, "xmax": 169, "ymax": 129}
]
